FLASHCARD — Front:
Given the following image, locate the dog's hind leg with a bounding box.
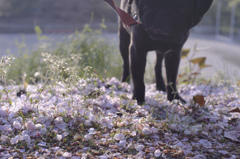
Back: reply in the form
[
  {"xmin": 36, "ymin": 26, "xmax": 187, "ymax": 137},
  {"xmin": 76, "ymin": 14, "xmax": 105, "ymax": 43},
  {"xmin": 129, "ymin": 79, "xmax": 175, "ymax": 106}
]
[
  {"xmin": 119, "ymin": 23, "xmax": 131, "ymax": 82},
  {"xmin": 155, "ymin": 51, "xmax": 166, "ymax": 92}
]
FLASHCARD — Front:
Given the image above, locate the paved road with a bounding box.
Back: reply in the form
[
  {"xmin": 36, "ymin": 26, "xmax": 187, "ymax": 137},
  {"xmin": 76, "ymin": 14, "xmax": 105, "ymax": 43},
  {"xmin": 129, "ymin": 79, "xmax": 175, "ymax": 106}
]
[
  {"xmin": 0, "ymin": 33, "xmax": 239, "ymax": 80},
  {"xmin": 183, "ymin": 34, "xmax": 240, "ymax": 80}
]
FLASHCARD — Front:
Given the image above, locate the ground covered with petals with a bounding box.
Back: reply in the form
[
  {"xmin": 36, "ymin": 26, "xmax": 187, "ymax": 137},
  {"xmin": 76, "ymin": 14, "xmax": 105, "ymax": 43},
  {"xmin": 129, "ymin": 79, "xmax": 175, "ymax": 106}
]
[{"xmin": 0, "ymin": 77, "xmax": 239, "ymax": 158}]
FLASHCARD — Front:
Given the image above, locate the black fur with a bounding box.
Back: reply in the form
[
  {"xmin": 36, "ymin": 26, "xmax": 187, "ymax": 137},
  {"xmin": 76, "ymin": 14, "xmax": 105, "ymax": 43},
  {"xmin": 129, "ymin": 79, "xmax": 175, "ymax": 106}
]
[{"xmin": 119, "ymin": 0, "xmax": 212, "ymax": 105}]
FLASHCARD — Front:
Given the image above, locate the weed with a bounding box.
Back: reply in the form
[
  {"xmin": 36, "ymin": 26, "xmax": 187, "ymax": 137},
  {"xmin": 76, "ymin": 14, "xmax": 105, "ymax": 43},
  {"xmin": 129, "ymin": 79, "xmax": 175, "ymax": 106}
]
[{"xmin": 179, "ymin": 43, "xmax": 211, "ymax": 84}]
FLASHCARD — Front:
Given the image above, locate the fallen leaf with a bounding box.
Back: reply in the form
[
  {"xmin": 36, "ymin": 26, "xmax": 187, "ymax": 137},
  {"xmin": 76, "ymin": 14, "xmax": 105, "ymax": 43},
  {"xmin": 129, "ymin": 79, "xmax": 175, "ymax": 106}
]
[
  {"xmin": 228, "ymin": 107, "xmax": 240, "ymax": 113},
  {"xmin": 193, "ymin": 95, "xmax": 205, "ymax": 106}
]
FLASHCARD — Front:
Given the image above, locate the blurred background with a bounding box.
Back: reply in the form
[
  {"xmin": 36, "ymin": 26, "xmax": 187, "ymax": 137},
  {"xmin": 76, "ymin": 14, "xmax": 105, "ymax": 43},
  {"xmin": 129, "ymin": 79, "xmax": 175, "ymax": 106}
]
[{"xmin": 0, "ymin": 0, "xmax": 239, "ymax": 81}]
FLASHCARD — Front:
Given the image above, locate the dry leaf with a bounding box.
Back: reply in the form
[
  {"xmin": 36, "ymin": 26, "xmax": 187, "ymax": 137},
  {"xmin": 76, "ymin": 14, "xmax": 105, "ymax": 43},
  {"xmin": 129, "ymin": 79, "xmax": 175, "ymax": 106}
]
[
  {"xmin": 181, "ymin": 49, "xmax": 190, "ymax": 59},
  {"xmin": 193, "ymin": 95, "xmax": 205, "ymax": 106},
  {"xmin": 228, "ymin": 107, "xmax": 240, "ymax": 113}
]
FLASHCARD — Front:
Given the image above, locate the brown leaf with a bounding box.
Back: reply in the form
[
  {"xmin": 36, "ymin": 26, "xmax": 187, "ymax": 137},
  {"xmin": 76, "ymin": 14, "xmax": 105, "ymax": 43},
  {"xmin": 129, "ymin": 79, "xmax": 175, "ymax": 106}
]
[
  {"xmin": 193, "ymin": 95, "xmax": 205, "ymax": 106},
  {"xmin": 181, "ymin": 49, "xmax": 190, "ymax": 59},
  {"xmin": 228, "ymin": 107, "xmax": 240, "ymax": 113}
]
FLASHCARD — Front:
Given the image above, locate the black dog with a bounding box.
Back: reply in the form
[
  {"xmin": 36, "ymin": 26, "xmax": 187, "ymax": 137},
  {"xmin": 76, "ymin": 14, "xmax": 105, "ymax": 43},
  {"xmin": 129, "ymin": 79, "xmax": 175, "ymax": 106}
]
[{"xmin": 119, "ymin": 0, "xmax": 213, "ymax": 105}]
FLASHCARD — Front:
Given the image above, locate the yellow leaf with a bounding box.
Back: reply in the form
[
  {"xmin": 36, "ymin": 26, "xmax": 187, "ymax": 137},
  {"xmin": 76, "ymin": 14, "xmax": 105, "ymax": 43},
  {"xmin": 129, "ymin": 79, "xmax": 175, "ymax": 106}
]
[
  {"xmin": 181, "ymin": 49, "xmax": 190, "ymax": 59},
  {"xmin": 190, "ymin": 57, "xmax": 206, "ymax": 65},
  {"xmin": 24, "ymin": 82, "xmax": 28, "ymax": 89},
  {"xmin": 193, "ymin": 95, "xmax": 205, "ymax": 106}
]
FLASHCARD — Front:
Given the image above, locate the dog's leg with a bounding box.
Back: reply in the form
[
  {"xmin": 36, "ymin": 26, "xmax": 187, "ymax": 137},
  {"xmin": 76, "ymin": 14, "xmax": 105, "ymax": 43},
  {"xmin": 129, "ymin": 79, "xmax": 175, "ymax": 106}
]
[
  {"xmin": 119, "ymin": 24, "xmax": 131, "ymax": 82},
  {"xmin": 155, "ymin": 51, "xmax": 166, "ymax": 92},
  {"xmin": 130, "ymin": 44, "xmax": 147, "ymax": 105},
  {"xmin": 165, "ymin": 50, "xmax": 186, "ymax": 103}
]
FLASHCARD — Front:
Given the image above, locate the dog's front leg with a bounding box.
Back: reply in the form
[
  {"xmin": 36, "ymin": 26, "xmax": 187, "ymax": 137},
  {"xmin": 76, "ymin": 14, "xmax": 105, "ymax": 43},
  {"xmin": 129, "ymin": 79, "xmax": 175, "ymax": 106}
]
[
  {"xmin": 165, "ymin": 49, "xmax": 186, "ymax": 103},
  {"xmin": 130, "ymin": 44, "xmax": 147, "ymax": 105}
]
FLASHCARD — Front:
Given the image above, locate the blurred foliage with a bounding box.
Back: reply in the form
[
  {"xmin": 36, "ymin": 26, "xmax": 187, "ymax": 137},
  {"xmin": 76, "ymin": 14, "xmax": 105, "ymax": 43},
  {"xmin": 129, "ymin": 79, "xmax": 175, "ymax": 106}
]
[
  {"xmin": 179, "ymin": 44, "xmax": 211, "ymax": 84},
  {"xmin": 7, "ymin": 24, "xmax": 122, "ymax": 84}
]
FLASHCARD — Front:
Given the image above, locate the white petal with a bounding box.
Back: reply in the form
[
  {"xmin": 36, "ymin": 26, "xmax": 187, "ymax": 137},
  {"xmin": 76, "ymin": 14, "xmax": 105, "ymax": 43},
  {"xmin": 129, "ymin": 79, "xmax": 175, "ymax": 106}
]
[
  {"xmin": 26, "ymin": 121, "xmax": 35, "ymax": 131},
  {"xmin": 84, "ymin": 120, "xmax": 92, "ymax": 126},
  {"xmin": 62, "ymin": 152, "xmax": 72, "ymax": 157},
  {"xmin": 142, "ymin": 127, "xmax": 152, "ymax": 135},
  {"xmin": 56, "ymin": 134, "xmax": 63, "ymax": 141},
  {"xmin": 84, "ymin": 134, "xmax": 92, "ymax": 141},
  {"xmin": 154, "ymin": 149, "xmax": 161, "ymax": 157},
  {"xmin": 135, "ymin": 144, "xmax": 145, "ymax": 151},
  {"xmin": 13, "ymin": 121, "xmax": 21, "ymax": 130}
]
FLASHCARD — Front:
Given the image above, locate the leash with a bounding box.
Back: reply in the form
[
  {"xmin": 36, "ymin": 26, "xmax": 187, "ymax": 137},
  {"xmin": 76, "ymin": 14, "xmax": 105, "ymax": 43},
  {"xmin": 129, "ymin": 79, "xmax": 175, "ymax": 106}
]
[{"xmin": 104, "ymin": 0, "xmax": 139, "ymax": 26}]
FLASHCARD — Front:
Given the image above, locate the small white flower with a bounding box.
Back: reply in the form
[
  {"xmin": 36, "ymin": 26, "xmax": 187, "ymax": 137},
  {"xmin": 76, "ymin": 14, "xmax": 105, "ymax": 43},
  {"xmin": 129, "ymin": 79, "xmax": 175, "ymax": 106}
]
[
  {"xmin": 184, "ymin": 129, "xmax": 191, "ymax": 135},
  {"xmin": 63, "ymin": 152, "xmax": 72, "ymax": 158},
  {"xmin": 0, "ymin": 106, "xmax": 8, "ymax": 117},
  {"xmin": 54, "ymin": 117, "xmax": 67, "ymax": 131},
  {"xmin": 100, "ymin": 117, "xmax": 113, "ymax": 128},
  {"xmin": 98, "ymin": 154, "xmax": 109, "ymax": 159},
  {"xmin": 38, "ymin": 142, "xmax": 47, "ymax": 147},
  {"xmin": 130, "ymin": 131, "xmax": 137, "ymax": 137},
  {"xmin": 149, "ymin": 147, "xmax": 156, "ymax": 152},
  {"xmin": 142, "ymin": 127, "xmax": 152, "ymax": 135},
  {"xmin": 151, "ymin": 127, "xmax": 158, "ymax": 133},
  {"xmin": 154, "ymin": 149, "xmax": 161, "ymax": 157},
  {"xmin": 1, "ymin": 135, "xmax": 10, "ymax": 143},
  {"xmin": 16, "ymin": 117, "xmax": 23, "ymax": 123},
  {"xmin": 26, "ymin": 120, "xmax": 35, "ymax": 131},
  {"xmin": 84, "ymin": 120, "xmax": 92, "ymax": 126},
  {"xmin": 56, "ymin": 134, "xmax": 63, "ymax": 141},
  {"xmin": 10, "ymin": 135, "xmax": 21, "ymax": 145},
  {"xmin": 40, "ymin": 127, "xmax": 47, "ymax": 135},
  {"xmin": 88, "ymin": 128, "xmax": 96, "ymax": 135},
  {"xmin": 13, "ymin": 120, "xmax": 21, "ymax": 130},
  {"xmin": 89, "ymin": 114, "xmax": 96, "ymax": 122},
  {"xmin": 135, "ymin": 144, "xmax": 145, "ymax": 151},
  {"xmin": 35, "ymin": 123, "xmax": 43, "ymax": 129},
  {"xmin": 22, "ymin": 134, "xmax": 30, "ymax": 142},
  {"xmin": 84, "ymin": 134, "xmax": 92, "ymax": 141},
  {"xmin": 114, "ymin": 133, "xmax": 125, "ymax": 141},
  {"xmin": 118, "ymin": 140, "xmax": 127, "ymax": 147}
]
